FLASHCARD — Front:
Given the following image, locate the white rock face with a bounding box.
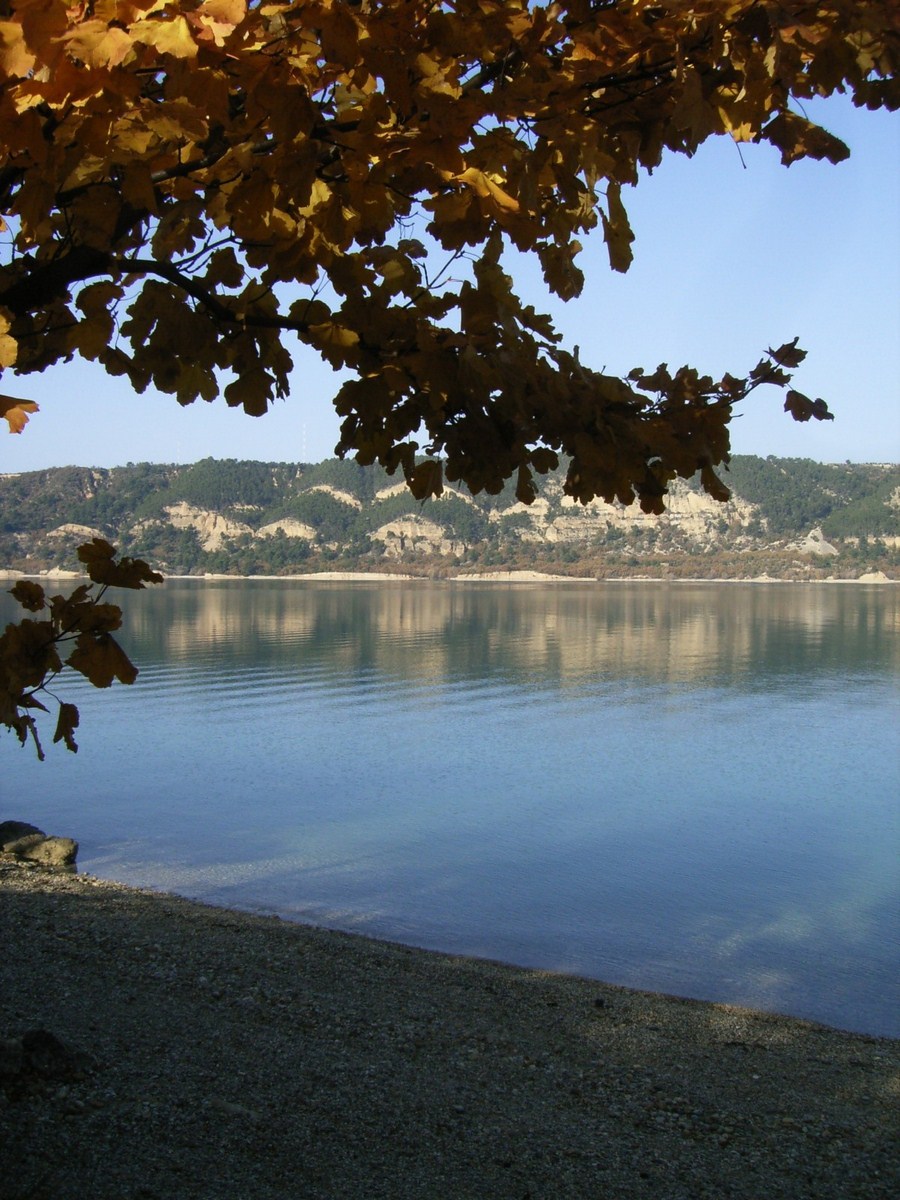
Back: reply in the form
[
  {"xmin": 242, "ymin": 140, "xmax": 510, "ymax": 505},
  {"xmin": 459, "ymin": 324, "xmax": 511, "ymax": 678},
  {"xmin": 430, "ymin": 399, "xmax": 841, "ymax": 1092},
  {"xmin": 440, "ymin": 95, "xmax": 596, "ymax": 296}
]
[
  {"xmin": 164, "ymin": 503, "xmax": 253, "ymax": 551},
  {"xmin": 256, "ymin": 519, "xmax": 316, "ymax": 540},
  {"xmin": 793, "ymin": 528, "xmax": 840, "ymax": 557},
  {"xmin": 455, "ymin": 570, "xmax": 580, "ymax": 581},
  {"xmin": 46, "ymin": 523, "xmax": 104, "ymax": 540},
  {"xmin": 374, "ymin": 482, "xmax": 410, "ymax": 501},
  {"xmin": 493, "ymin": 479, "xmax": 759, "ymax": 546},
  {"xmin": 371, "ymin": 515, "xmax": 465, "ymax": 558},
  {"xmin": 374, "ymin": 483, "xmax": 479, "ymax": 507},
  {"xmin": 303, "ymin": 485, "xmax": 362, "ymax": 508}
]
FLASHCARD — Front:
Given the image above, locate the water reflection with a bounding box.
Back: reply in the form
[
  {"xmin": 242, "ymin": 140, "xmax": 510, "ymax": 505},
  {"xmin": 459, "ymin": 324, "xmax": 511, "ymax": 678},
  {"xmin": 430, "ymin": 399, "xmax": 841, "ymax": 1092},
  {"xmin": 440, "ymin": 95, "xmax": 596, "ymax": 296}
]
[
  {"xmin": 3, "ymin": 580, "xmax": 898, "ymax": 1035},
  {"xmin": 122, "ymin": 579, "xmax": 899, "ymax": 687}
]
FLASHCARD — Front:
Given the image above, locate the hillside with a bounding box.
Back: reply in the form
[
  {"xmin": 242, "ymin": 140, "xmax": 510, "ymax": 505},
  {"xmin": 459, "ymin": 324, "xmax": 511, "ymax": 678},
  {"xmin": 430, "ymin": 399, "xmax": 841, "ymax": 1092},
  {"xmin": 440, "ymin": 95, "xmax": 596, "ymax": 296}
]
[{"xmin": 1, "ymin": 456, "xmax": 897, "ymax": 580}]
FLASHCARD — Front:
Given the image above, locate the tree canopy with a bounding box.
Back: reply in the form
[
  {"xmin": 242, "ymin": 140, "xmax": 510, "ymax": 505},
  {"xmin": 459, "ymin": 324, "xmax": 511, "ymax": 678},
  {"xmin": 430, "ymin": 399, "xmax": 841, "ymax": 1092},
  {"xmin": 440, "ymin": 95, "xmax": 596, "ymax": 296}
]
[{"xmin": 1, "ymin": 0, "xmax": 896, "ymax": 510}]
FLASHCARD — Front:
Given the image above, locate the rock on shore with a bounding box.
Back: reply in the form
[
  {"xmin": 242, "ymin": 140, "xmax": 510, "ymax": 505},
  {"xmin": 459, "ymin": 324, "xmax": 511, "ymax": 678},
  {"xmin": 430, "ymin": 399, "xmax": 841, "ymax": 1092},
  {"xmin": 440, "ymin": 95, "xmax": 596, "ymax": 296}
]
[{"xmin": 0, "ymin": 821, "xmax": 77, "ymax": 869}]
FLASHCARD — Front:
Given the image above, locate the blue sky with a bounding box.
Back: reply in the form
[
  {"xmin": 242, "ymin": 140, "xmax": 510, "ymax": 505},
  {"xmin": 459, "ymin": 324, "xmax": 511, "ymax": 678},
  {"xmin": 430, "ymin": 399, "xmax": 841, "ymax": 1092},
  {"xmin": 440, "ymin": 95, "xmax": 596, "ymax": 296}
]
[{"xmin": 3, "ymin": 94, "xmax": 898, "ymax": 473}]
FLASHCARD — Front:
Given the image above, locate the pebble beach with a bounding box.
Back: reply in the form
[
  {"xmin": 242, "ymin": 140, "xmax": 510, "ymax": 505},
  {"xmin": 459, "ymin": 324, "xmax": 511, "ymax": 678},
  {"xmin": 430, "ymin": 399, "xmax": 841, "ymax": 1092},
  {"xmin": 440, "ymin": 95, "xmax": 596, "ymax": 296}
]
[{"xmin": 1, "ymin": 861, "xmax": 898, "ymax": 1200}]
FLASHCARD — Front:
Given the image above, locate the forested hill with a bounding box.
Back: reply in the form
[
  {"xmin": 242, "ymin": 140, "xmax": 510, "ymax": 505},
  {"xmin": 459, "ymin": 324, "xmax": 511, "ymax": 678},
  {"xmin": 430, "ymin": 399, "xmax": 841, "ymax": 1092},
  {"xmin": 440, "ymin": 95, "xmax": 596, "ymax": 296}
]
[{"xmin": 1, "ymin": 456, "xmax": 897, "ymax": 580}]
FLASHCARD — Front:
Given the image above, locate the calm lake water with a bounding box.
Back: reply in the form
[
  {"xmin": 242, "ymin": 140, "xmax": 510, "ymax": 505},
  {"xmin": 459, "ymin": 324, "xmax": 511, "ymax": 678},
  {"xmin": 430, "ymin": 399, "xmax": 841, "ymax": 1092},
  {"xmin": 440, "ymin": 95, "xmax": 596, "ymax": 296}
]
[{"xmin": 3, "ymin": 580, "xmax": 898, "ymax": 1036}]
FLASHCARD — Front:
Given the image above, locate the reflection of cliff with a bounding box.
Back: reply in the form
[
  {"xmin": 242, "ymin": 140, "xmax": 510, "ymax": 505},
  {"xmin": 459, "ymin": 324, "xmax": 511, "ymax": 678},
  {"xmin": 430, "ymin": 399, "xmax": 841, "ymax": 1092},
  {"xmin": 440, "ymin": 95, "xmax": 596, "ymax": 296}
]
[{"xmin": 120, "ymin": 582, "xmax": 900, "ymax": 685}]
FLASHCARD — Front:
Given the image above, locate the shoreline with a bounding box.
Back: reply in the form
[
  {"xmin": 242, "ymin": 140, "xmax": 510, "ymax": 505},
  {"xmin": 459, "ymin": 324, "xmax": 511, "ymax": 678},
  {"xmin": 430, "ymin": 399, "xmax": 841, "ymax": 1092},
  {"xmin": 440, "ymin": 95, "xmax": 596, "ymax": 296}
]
[
  {"xmin": 2, "ymin": 863, "xmax": 897, "ymax": 1199},
  {"xmin": 1, "ymin": 567, "xmax": 896, "ymax": 584}
]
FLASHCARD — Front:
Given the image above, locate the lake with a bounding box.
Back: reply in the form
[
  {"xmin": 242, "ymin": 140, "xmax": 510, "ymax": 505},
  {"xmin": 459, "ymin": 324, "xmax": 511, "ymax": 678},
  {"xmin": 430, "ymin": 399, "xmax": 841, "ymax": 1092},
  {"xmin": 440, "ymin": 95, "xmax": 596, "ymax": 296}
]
[{"xmin": 3, "ymin": 579, "xmax": 898, "ymax": 1037}]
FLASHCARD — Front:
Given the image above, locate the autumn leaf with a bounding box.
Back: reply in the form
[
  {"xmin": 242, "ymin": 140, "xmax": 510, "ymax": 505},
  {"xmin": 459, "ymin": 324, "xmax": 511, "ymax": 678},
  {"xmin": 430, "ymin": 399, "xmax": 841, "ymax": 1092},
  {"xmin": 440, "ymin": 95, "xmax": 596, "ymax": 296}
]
[
  {"xmin": 1, "ymin": 395, "xmax": 39, "ymax": 433},
  {"xmin": 516, "ymin": 463, "xmax": 538, "ymax": 505},
  {"xmin": 784, "ymin": 390, "xmax": 834, "ymax": 423},
  {"xmin": 61, "ymin": 22, "xmax": 134, "ymax": 69},
  {"xmin": 307, "ymin": 322, "xmax": 361, "ymax": 370},
  {"xmin": 601, "ymin": 183, "xmax": 634, "ymax": 274},
  {"xmin": 762, "ymin": 112, "xmax": 851, "ymax": 166},
  {"xmin": 0, "ymin": 619, "xmax": 62, "ymax": 692},
  {"xmin": 769, "ymin": 339, "xmax": 807, "ymax": 369},
  {"xmin": 132, "ymin": 15, "xmax": 199, "ymax": 60},
  {"xmin": 67, "ymin": 633, "xmax": 139, "ymax": 689},
  {"xmin": 0, "ymin": 311, "xmax": 19, "ymax": 368},
  {"xmin": 453, "ymin": 168, "xmax": 520, "ymax": 215},
  {"xmin": 77, "ymin": 538, "xmax": 164, "ymax": 588},
  {"xmin": 0, "ymin": 19, "xmax": 35, "ymax": 78},
  {"xmin": 9, "ymin": 580, "xmax": 45, "ymax": 612},
  {"xmin": 407, "ymin": 458, "xmax": 443, "ymax": 500},
  {"xmin": 53, "ymin": 702, "xmax": 80, "ymax": 753},
  {"xmin": 700, "ymin": 464, "xmax": 732, "ymax": 503},
  {"xmin": 224, "ymin": 368, "xmax": 273, "ymax": 416},
  {"xmin": 2, "ymin": 541, "xmax": 162, "ymax": 757}
]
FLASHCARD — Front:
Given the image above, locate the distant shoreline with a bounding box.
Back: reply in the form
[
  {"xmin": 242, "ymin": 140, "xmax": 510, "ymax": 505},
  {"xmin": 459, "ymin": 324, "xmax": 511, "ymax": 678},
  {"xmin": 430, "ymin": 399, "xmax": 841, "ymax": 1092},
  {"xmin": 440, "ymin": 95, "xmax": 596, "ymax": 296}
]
[{"xmin": 1, "ymin": 567, "xmax": 896, "ymax": 584}]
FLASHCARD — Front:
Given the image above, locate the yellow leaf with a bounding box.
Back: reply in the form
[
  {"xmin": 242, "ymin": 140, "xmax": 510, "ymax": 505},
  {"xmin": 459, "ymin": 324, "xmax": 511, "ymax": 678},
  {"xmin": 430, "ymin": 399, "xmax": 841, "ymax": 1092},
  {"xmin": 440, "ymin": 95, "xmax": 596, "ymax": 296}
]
[
  {"xmin": 201, "ymin": 0, "xmax": 248, "ymax": 22},
  {"xmin": 62, "ymin": 22, "xmax": 134, "ymax": 69},
  {"xmin": 0, "ymin": 396, "xmax": 38, "ymax": 434},
  {"xmin": 454, "ymin": 168, "xmax": 520, "ymax": 213},
  {"xmin": 0, "ymin": 20, "xmax": 36, "ymax": 77},
  {"xmin": 0, "ymin": 309, "xmax": 17, "ymax": 368},
  {"xmin": 133, "ymin": 16, "xmax": 198, "ymax": 60}
]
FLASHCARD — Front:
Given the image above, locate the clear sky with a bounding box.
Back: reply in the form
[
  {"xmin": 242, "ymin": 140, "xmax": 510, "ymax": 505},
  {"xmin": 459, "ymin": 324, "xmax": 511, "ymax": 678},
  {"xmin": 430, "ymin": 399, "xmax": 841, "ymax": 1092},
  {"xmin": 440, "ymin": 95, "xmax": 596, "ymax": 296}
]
[{"xmin": 3, "ymin": 94, "xmax": 898, "ymax": 474}]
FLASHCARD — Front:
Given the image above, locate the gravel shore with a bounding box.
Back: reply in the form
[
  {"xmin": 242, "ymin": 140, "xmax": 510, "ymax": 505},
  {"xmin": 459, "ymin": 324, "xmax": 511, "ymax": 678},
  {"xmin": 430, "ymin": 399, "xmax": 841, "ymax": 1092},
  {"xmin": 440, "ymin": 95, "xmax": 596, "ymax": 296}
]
[{"xmin": 1, "ymin": 861, "xmax": 897, "ymax": 1200}]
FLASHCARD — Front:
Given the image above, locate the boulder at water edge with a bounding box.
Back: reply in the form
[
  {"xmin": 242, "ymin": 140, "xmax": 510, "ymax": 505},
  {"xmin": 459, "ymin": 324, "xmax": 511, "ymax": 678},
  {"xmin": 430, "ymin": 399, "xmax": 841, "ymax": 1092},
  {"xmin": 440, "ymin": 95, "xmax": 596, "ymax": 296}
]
[{"xmin": 0, "ymin": 820, "xmax": 78, "ymax": 868}]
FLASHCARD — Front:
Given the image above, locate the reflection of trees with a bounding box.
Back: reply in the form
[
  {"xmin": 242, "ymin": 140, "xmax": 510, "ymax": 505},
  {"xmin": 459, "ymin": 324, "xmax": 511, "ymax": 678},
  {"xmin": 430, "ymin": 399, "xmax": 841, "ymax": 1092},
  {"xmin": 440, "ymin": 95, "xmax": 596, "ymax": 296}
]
[{"xmin": 106, "ymin": 583, "xmax": 900, "ymax": 686}]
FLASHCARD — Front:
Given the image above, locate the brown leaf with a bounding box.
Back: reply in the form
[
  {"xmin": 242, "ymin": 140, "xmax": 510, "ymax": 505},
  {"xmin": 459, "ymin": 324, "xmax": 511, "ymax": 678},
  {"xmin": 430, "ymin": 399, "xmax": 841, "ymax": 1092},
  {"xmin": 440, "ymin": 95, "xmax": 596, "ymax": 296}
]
[
  {"xmin": 762, "ymin": 112, "xmax": 850, "ymax": 166},
  {"xmin": 53, "ymin": 702, "xmax": 80, "ymax": 753},
  {"xmin": 76, "ymin": 539, "xmax": 163, "ymax": 589},
  {"xmin": 601, "ymin": 183, "xmax": 634, "ymax": 274},
  {"xmin": 67, "ymin": 633, "xmax": 138, "ymax": 689},
  {"xmin": 784, "ymin": 390, "xmax": 834, "ymax": 423},
  {"xmin": 9, "ymin": 580, "xmax": 45, "ymax": 612}
]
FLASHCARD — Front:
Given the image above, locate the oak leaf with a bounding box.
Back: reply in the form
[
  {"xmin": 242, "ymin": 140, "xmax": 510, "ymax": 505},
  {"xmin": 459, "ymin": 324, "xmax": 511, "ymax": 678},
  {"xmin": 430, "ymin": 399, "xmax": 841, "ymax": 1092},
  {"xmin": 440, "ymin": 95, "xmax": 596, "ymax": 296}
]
[
  {"xmin": 1, "ymin": 395, "xmax": 38, "ymax": 434},
  {"xmin": 53, "ymin": 702, "xmax": 79, "ymax": 754},
  {"xmin": 77, "ymin": 539, "xmax": 164, "ymax": 588},
  {"xmin": 8, "ymin": 580, "xmax": 45, "ymax": 612},
  {"xmin": 132, "ymin": 15, "xmax": 198, "ymax": 59},
  {"xmin": 601, "ymin": 183, "xmax": 634, "ymax": 274},
  {"xmin": 784, "ymin": 390, "xmax": 834, "ymax": 423},
  {"xmin": 67, "ymin": 632, "xmax": 138, "ymax": 689}
]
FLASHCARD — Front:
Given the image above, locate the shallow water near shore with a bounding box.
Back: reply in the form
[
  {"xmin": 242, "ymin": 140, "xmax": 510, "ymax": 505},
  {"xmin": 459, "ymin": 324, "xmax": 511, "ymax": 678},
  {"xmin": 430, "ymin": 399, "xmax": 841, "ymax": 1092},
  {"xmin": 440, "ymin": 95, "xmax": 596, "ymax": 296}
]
[{"xmin": 4, "ymin": 579, "xmax": 898, "ymax": 1036}]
